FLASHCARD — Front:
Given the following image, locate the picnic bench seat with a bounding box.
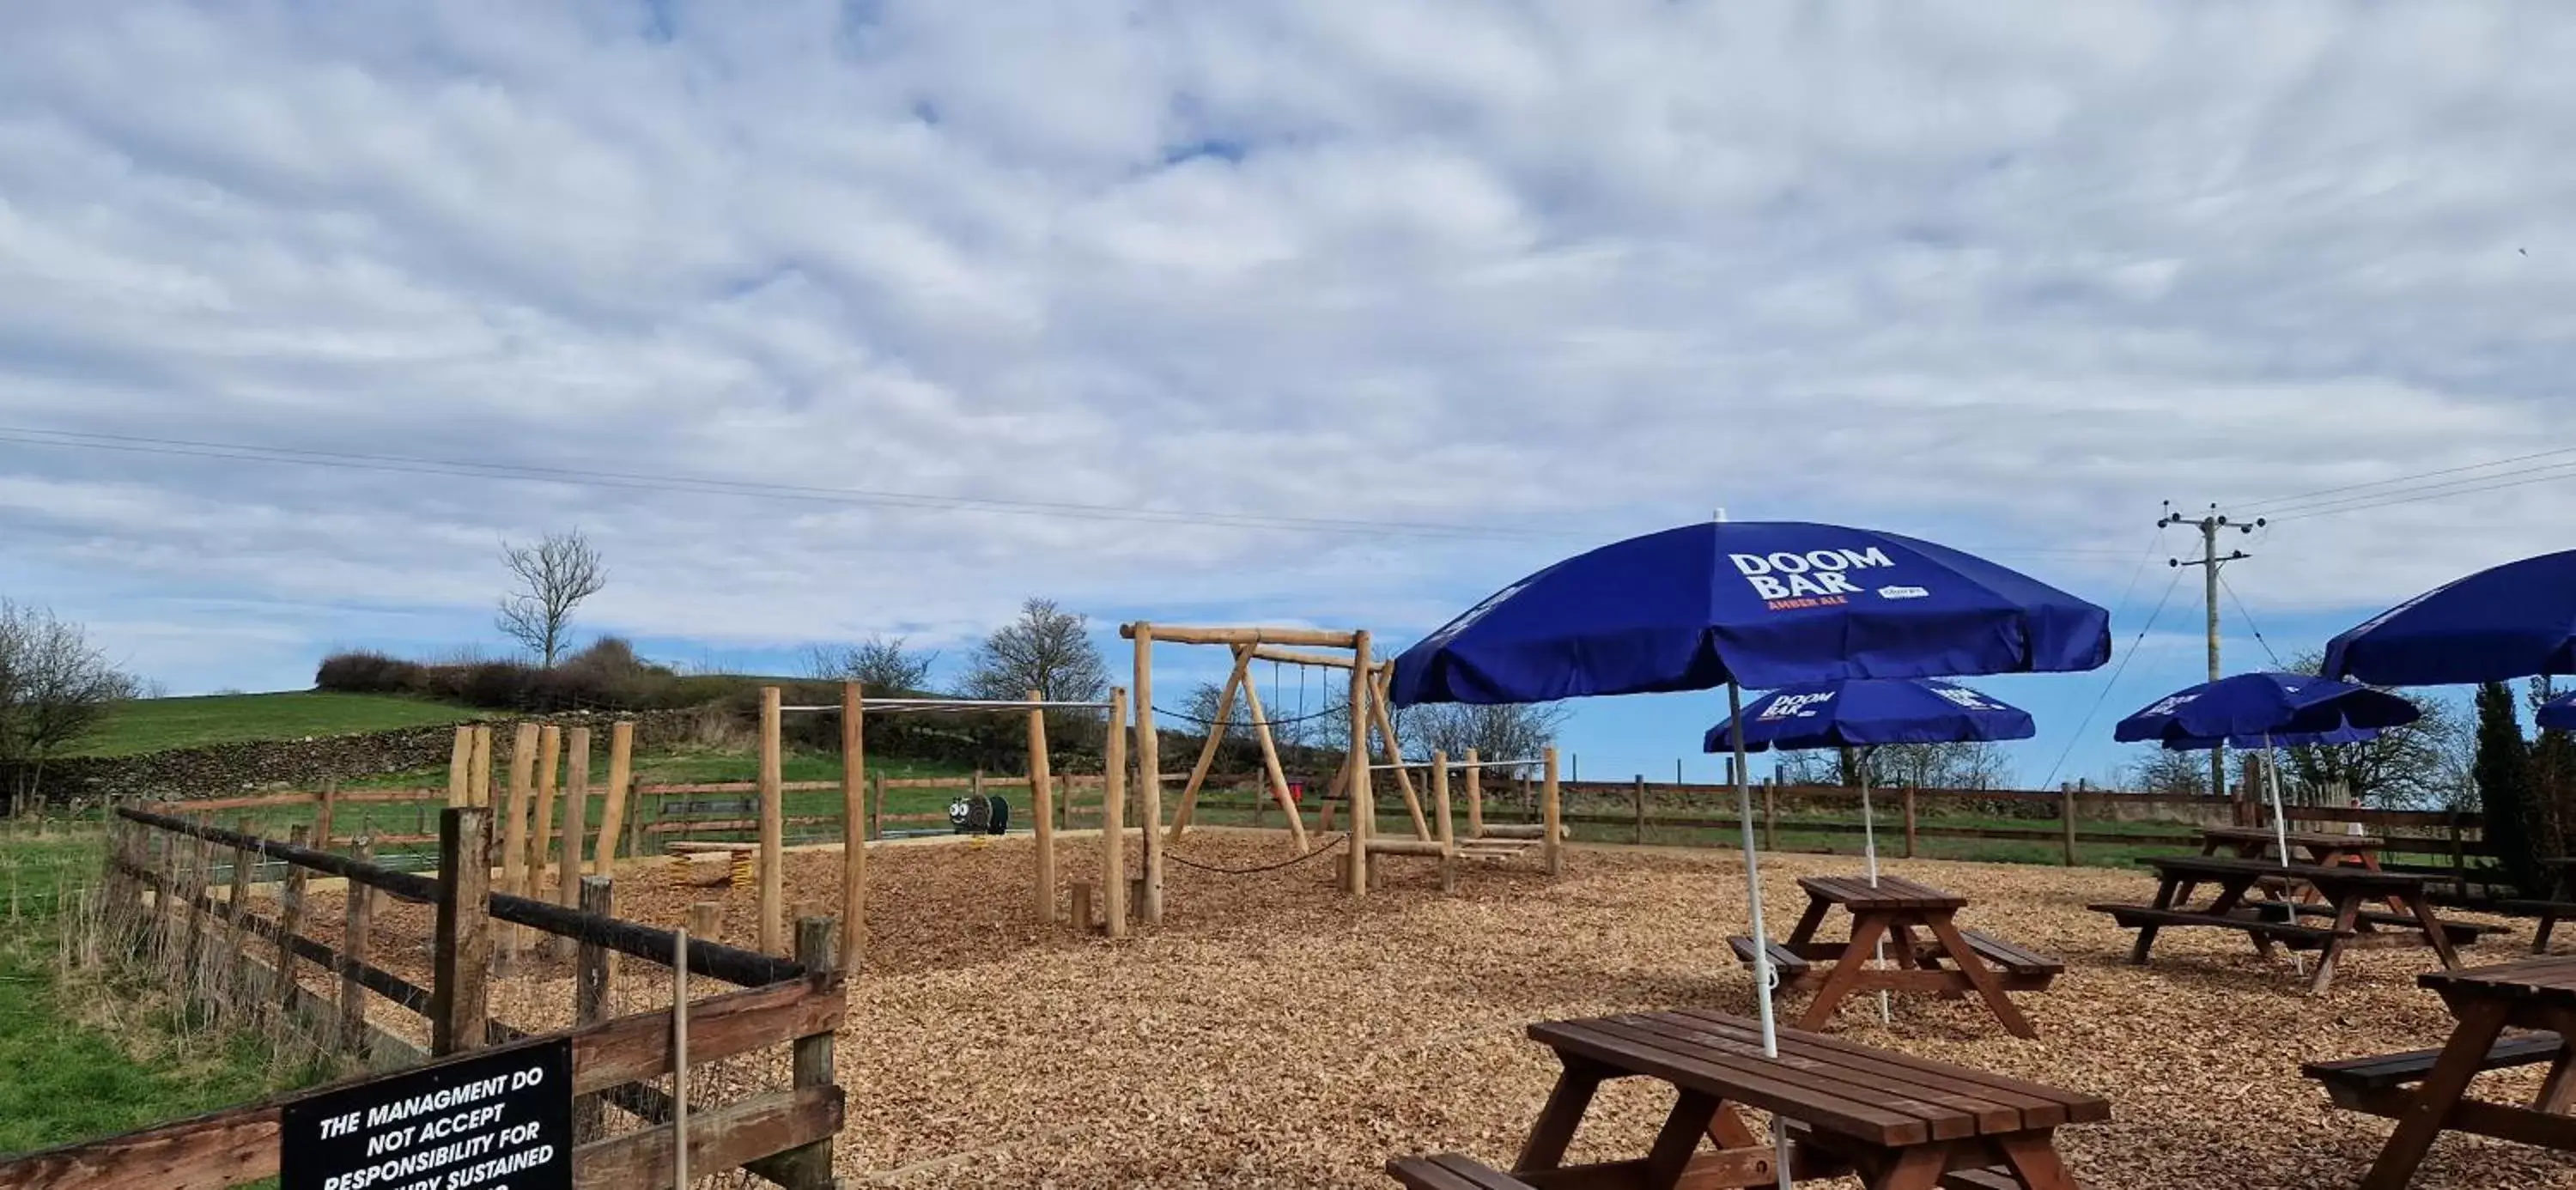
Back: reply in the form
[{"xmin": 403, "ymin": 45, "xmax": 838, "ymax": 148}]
[
  {"xmin": 2303, "ymin": 1031, "xmax": 2566, "ymax": 1096},
  {"xmin": 1727, "ymin": 935, "xmax": 1814, "ymax": 981},
  {"xmin": 1729, "ymin": 930, "xmax": 2062, "ymax": 982},
  {"xmin": 1953, "ymin": 930, "xmax": 2063, "ymax": 979},
  {"xmin": 2086, "ymin": 902, "xmax": 2351, "ymax": 948},
  {"xmin": 1386, "ymin": 1154, "xmax": 1533, "ymax": 1190},
  {"xmin": 2498, "ymin": 899, "xmax": 2576, "ymax": 953}
]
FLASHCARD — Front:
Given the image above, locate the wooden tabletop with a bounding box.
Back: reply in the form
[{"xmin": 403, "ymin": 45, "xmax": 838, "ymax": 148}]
[
  {"xmin": 2202, "ymin": 825, "xmax": 2390, "ymax": 850},
  {"xmin": 1795, "ymin": 874, "xmax": 1966, "ymax": 911},
  {"xmin": 2419, "ymin": 956, "xmax": 2576, "ymax": 1002},
  {"xmin": 2139, "ymin": 854, "xmax": 2425, "ymax": 889},
  {"xmin": 1526, "ymin": 1010, "xmax": 2106, "ymax": 1148}
]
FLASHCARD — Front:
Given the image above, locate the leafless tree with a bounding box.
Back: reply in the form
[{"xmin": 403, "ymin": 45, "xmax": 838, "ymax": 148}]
[
  {"xmin": 807, "ymin": 634, "xmax": 939, "ymax": 695},
  {"xmin": 0, "ymin": 601, "xmax": 141, "ymax": 809},
  {"xmin": 964, "ymin": 599, "xmax": 1109, "ymax": 702},
  {"xmin": 1394, "ymin": 701, "xmax": 1571, "ymax": 766},
  {"xmin": 496, "ymin": 529, "xmax": 608, "ymax": 667},
  {"xmin": 2123, "ymin": 747, "xmax": 2213, "ymax": 795},
  {"xmin": 1765, "ymin": 741, "xmax": 2012, "ymax": 789},
  {"xmin": 1184, "ymin": 680, "xmax": 1251, "ymax": 760}
]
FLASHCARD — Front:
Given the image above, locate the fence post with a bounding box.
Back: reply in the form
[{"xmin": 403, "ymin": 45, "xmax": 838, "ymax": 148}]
[
  {"xmin": 2061, "ymin": 792, "xmax": 2079, "ymax": 866},
  {"xmin": 2451, "ymin": 812, "xmax": 2468, "ymax": 888},
  {"xmin": 758, "ymin": 688, "xmax": 785, "ymax": 956},
  {"xmin": 1903, "ymin": 787, "xmax": 1918, "ymax": 859},
  {"xmin": 224, "ymin": 836, "xmax": 257, "ymax": 1004},
  {"xmin": 315, "ymin": 784, "xmax": 337, "ymax": 853},
  {"xmin": 870, "ymin": 770, "xmax": 886, "ymax": 842},
  {"xmin": 769, "ymin": 917, "xmax": 841, "ymax": 1188},
  {"xmin": 431, "ymin": 807, "xmax": 491, "ymax": 1055},
  {"xmin": 1632, "ymin": 775, "xmax": 1647, "ymax": 846},
  {"xmin": 1541, "ymin": 747, "xmax": 1563, "ymax": 877},
  {"xmin": 572, "ymin": 875, "xmax": 613, "ymax": 1143},
  {"xmin": 276, "ymin": 825, "xmax": 311, "ymax": 1023},
  {"xmin": 341, "ymin": 841, "xmax": 374, "ymax": 1057},
  {"xmin": 1762, "ymin": 779, "xmax": 1778, "ymax": 853}
]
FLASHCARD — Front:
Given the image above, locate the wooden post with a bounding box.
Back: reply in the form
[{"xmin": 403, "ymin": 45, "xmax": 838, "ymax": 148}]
[
  {"xmin": 532, "ymin": 724, "xmax": 562, "ymax": 883},
  {"xmin": 1346, "ymin": 631, "xmax": 1374, "ymax": 895},
  {"xmin": 689, "ymin": 901, "xmax": 720, "ymax": 939},
  {"xmin": 1133, "ymin": 625, "xmax": 1163, "ymax": 926},
  {"xmin": 1027, "ymin": 689, "xmax": 1056, "ymax": 924},
  {"xmin": 1902, "ymin": 786, "xmax": 1918, "ymax": 859},
  {"xmin": 771, "ymin": 918, "xmax": 840, "ymax": 1187},
  {"xmin": 447, "ymin": 726, "xmax": 473, "ymax": 808},
  {"xmin": 1071, "ymin": 882, "xmax": 1097, "ymax": 932},
  {"xmin": 1170, "ymin": 648, "xmax": 1250, "ymax": 841},
  {"xmin": 2061, "ymin": 791, "xmax": 2080, "ymax": 866},
  {"xmin": 594, "ymin": 721, "xmax": 634, "ymax": 878},
  {"xmin": 501, "ymin": 722, "xmax": 538, "ymax": 968},
  {"xmin": 431, "ymin": 808, "xmax": 491, "ymax": 1055},
  {"xmin": 224, "ymin": 837, "xmax": 256, "ymax": 1000},
  {"xmin": 1762, "ymin": 778, "xmax": 1778, "ymax": 852},
  {"xmin": 1434, "ymin": 752, "xmax": 1455, "ymax": 893},
  {"xmin": 1632, "ymin": 774, "xmax": 1647, "ymax": 846},
  {"xmin": 468, "ymin": 726, "xmax": 494, "ymax": 811},
  {"xmin": 758, "ymin": 687, "xmax": 785, "ymax": 955},
  {"xmin": 573, "ymin": 876, "xmax": 611, "ymax": 1142},
  {"xmin": 341, "ymin": 841, "xmax": 374, "ymax": 1055},
  {"xmin": 314, "ymin": 784, "xmax": 337, "ymax": 852},
  {"xmin": 1465, "ymin": 748, "xmax": 1484, "ymax": 839},
  {"xmin": 841, "ymin": 682, "xmax": 866, "ymax": 973},
  {"xmin": 869, "ymin": 771, "xmax": 885, "ymax": 842},
  {"xmin": 274, "ymin": 825, "xmax": 311, "ymax": 1024},
  {"xmin": 1103, "ymin": 687, "xmax": 1129, "ymax": 938},
  {"xmin": 670, "ymin": 926, "xmax": 690, "ymax": 1190},
  {"xmin": 2451, "ymin": 813, "xmax": 2469, "ymax": 887},
  {"xmin": 556, "ymin": 727, "xmax": 592, "ymax": 961},
  {"xmin": 1540, "ymin": 745, "xmax": 1561, "ymax": 877}
]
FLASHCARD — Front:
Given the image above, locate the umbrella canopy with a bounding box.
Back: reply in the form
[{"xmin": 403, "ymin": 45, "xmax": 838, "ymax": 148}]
[
  {"xmin": 1702, "ymin": 677, "xmax": 2036, "ymax": 754},
  {"xmin": 2322, "ymin": 549, "xmax": 2576, "ymax": 686},
  {"xmin": 1388, "ymin": 521, "xmax": 2111, "ymax": 707},
  {"xmin": 2542, "ymin": 691, "xmax": 2576, "ymax": 732},
  {"xmin": 2114, "ymin": 672, "xmax": 2421, "ymax": 746}
]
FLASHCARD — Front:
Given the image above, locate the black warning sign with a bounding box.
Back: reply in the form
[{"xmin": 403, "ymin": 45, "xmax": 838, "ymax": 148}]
[{"xmin": 280, "ymin": 1038, "xmax": 572, "ymax": 1190}]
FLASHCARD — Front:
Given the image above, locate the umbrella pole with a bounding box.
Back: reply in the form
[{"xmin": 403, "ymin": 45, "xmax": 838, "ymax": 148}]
[
  {"xmin": 1727, "ymin": 682, "xmax": 1795, "ymax": 1190},
  {"xmin": 1859, "ymin": 759, "xmax": 1890, "ymax": 1025},
  {"xmin": 2263, "ymin": 737, "xmax": 2306, "ymax": 978}
]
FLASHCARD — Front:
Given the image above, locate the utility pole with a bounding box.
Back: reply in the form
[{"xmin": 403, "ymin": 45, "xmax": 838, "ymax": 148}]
[{"xmin": 2161, "ymin": 502, "xmax": 2263, "ymax": 802}]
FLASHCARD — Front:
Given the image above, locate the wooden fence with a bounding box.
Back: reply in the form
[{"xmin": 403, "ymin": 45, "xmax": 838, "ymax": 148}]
[{"xmin": 0, "ymin": 804, "xmax": 848, "ymax": 1190}]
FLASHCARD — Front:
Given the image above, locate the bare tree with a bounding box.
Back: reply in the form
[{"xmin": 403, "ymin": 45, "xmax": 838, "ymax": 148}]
[
  {"xmin": 964, "ymin": 598, "xmax": 1109, "ymax": 701},
  {"xmin": 1765, "ymin": 741, "xmax": 2012, "ymax": 790},
  {"xmin": 1184, "ymin": 680, "xmax": 1251, "ymax": 760},
  {"xmin": 807, "ymin": 634, "xmax": 939, "ymax": 695},
  {"xmin": 2123, "ymin": 748, "xmax": 2212, "ymax": 795},
  {"xmin": 0, "ymin": 602, "xmax": 141, "ymax": 809},
  {"xmin": 496, "ymin": 529, "xmax": 608, "ymax": 667},
  {"xmin": 1394, "ymin": 701, "xmax": 1571, "ymax": 766}
]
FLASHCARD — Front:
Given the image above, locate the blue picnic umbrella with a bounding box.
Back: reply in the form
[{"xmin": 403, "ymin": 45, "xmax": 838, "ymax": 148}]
[
  {"xmin": 1705, "ymin": 677, "xmax": 2036, "ymax": 1024},
  {"xmin": 1391, "ymin": 521, "xmax": 2107, "ymax": 1074},
  {"xmin": 2322, "ymin": 549, "xmax": 2576, "ymax": 686},
  {"xmin": 2543, "ymin": 691, "xmax": 2576, "ymax": 732},
  {"xmin": 2117, "ymin": 674, "xmax": 2421, "ymax": 944}
]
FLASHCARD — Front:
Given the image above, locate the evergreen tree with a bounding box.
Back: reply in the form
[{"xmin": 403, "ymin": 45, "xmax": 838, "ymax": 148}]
[
  {"xmin": 2475, "ymin": 681, "xmax": 2547, "ymax": 895},
  {"xmin": 2530, "ymin": 677, "xmax": 2575, "ymax": 858}
]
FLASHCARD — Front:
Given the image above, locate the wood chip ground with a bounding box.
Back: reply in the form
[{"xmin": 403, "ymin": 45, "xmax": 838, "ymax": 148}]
[{"xmin": 305, "ymin": 829, "xmax": 2576, "ymax": 1187}]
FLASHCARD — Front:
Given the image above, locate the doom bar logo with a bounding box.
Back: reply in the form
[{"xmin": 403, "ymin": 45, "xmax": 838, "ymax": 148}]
[{"xmin": 1729, "ymin": 548, "xmax": 1899, "ymax": 609}]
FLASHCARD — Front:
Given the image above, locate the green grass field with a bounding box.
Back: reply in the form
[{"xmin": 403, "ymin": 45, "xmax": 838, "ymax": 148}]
[
  {"xmin": 67, "ymin": 691, "xmax": 484, "ymax": 757},
  {"xmin": 0, "ymin": 826, "xmax": 320, "ymax": 1162}
]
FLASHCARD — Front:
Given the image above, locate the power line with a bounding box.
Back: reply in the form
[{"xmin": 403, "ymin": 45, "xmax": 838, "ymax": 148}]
[
  {"xmin": 2236, "ymin": 443, "xmax": 2576, "ymax": 515},
  {"xmin": 2038, "ymin": 564, "xmax": 2189, "ymax": 791},
  {"xmin": 2218, "ymin": 573, "xmax": 2283, "ymax": 669},
  {"xmin": 2262, "ymin": 461, "xmax": 2576, "ymax": 522}
]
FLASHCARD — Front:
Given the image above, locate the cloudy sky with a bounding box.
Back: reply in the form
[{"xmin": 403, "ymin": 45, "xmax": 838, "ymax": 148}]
[{"xmin": 5, "ymin": 1, "xmax": 2573, "ymax": 784}]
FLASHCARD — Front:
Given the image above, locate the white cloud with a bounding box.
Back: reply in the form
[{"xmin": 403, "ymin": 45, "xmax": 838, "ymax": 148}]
[{"xmin": 3, "ymin": 0, "xmax": 2574, "ymax": 707}]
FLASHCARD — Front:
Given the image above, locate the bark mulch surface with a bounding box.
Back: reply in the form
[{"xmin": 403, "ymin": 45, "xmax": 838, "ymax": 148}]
[{"xmin": 363, "ymin": 830, "xmax": 2576, "ymax": 1187}]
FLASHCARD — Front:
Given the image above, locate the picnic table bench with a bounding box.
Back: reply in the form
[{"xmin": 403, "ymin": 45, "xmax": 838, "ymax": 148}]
[
  {"xmin": 2499, "ymin": 856, "xmax": 2576, "ymax": 954},
  {"xmin": 1385, "ymin": 1009, "xmax": 2108, "ymax": 1189},
  {"xmin": 2306, "ymin": 956, "xmax": 2576, "ymax": 1187},
  {"xmin": 2190, "ymin": 825, "xmax": 2402, "ymax": 912},
  {"xmin": 2090, "ymin": 855, "xmax": 2495, "ymax": 993},
  {"xmin": 1727, "ymin": 875, "xmax": 2058, "ymax": 1038}
]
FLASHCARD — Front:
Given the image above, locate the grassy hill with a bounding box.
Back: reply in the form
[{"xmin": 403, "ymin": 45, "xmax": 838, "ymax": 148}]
[{"xmin": 65, "ymin": 691, "xmax": 486, "ymax": 757}]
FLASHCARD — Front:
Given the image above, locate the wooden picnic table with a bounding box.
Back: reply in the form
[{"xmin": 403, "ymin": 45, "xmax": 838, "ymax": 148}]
[
  {"xmin": 1385, "ymin": 1009, "xmax": 2109, "ymax": 1189},
  {"xmin": 2306, "ymin": 956, "xmax": 2576, "ymax": 1187},
  {"xmin": 1727, "ymin": 875, "xmax": 2057, "ymax": 1040},
  {"xmin": 2191, "ymin": 825, "xmax": 2400, "ymax": 912},
  {"xmin": 2500, "ymin": 857, "xmax": 2576, "ymax": 954},
  {"xmin": 2090, "ymin": 855, "xmax": 2500, "ymax": 993}
]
